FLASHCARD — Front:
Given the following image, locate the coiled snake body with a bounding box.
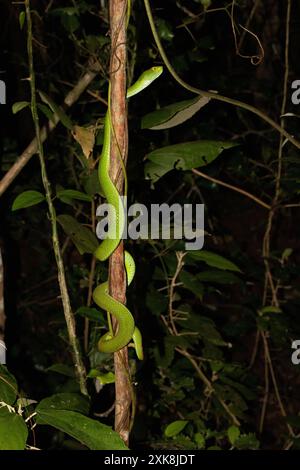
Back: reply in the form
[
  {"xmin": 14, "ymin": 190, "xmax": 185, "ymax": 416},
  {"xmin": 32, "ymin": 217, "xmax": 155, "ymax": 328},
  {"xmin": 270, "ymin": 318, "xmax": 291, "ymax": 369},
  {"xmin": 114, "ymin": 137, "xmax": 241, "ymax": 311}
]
[{"xmin": 93, "ymin": 66, "xmax": 163, "ymax": 360}]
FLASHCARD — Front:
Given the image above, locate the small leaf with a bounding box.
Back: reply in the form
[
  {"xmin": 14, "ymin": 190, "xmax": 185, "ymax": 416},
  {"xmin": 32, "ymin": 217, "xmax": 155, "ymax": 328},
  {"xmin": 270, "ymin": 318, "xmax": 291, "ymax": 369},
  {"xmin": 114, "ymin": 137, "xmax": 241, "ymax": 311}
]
[
  {"xmin": 37, "ymin": 103, "xmax": 55, "ymax": 122},
  {"xmin": 46, "ymin": 364, "xmax": 75, "ymax": 378},
  {"xmin": 0, "ymin": 366, "xmax": 18, "ymax": 405},
  {"xmin": 57, "ymin": 214, "xmax": 98, "ymax": 254},
  {"xmin": 164, "ymin": 420, "xmax": 188, "ymax": 437},
  {"xmin": 19, "ymin": 11, "xmax": 26, "ymax": 30},
  {"xmin": 72, "ymin": 125, "xmax": 95, "ymax": 159},
  {"xmin": 83, "ymin": 170, "xmax": 103, "ymax": 196},
  {"xmin": 0, "ymin": 408, "xmax": 28, "ymax": 450},
  {"xmin": 188, "ymin": 250, "xmax": 241, "ymax": 272},
  {"xmin": 12, "ymin": 101, "xmax": 29, "ymax": 114},
  {"xmin": 145, "ymin": 140, "xmax": 236, "ymax": 184},
  {"xmin": 57, "ymin": 189, "xmax": 92, "ymax": 202},
  {"xmin": 142, "ymin": 96, "xmax": 210, "ymax": 130},
  {"xmin": 87, "ymin": 370, "xmax": 115, "ymax": 385},
  {"xmin": 228, "ymin": 425, "xmax": 240, "ymax": 445},
  {"xmin": 12, "ymin": 190, "xmax": 45, "ymax": 211},
  {"xmin": 35, "ymin": 409, "xmax": 128, "ymax": 450},
  {"xmin": 156, "ymin": 18, "xmax": 174, "ymax": 42},
  {"xmin": 194, "ymin": 432, "xmax": 205, "ymax": 449},
  {"xmin": 38, "ymin": 91, "xmax": 73, "ymax": 130},
  {"xmin": 76, "ymin": 306, "xmax": 105, "ymax": 323}
]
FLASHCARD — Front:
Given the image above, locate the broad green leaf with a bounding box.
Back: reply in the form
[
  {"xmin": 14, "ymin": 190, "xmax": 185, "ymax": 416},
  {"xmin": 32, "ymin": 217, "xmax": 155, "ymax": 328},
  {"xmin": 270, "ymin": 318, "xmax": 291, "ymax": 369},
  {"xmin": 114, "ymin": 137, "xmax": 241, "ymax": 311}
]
[
  {"xmin": 47, "ymin": 364, "xmax": 75, "ymax": 378},
  {"xmin": 142, "ymin": 96, "xmax": 210, "ymax": 130},
  {"xmin": 12, "ymin": 190, "xmax": 45, "ymax": 211},
  {"xmin": 0, "ymin": 366, "xmax": 18, "ymax": 405},
  {"xmin": 0, "ymin": 408, "xmax": 28, "ymax": 450},
  {"xmin": 228, "ymin": 425, "xmax": 240, "ymax": 445},
  {"xmin": 37, "ymin": 393, "xmax": 90, "ymax": 415},
  {"xmin": 57, "ymin": 214, "xmax": 98, "ymax": 254},
  {"xmin": 57, "ymin": 189, "xmax": 92, "ymax": 202},
  {"xmin": 12, "ymin": 101, "xmax": 29, "ymax": 114},
  {"xmin": 188, "ymin": 250, "xmax": 241, "ymax": 272},
  {"xmin": 38, "ymin": 91, "xmax": 73, "ymax": 130},
  {"xmin": 145, "ymin": 140, "xmax": 236, "ymax": 183},
  {"xmin": 76, "ymin": 306, "xmax": 105, "ymax": 323},
  {"xmin": 19, "ymin": 11, "xmax": 26, "ymax": 29},
  {"xmin": 36, "ymin": 409, "xmax": 128, "ymax": 450},
  {"xmin": 179, "ymin": 271, "xmax": 204, "ymax": 300},
  {"xmin": 164, "ymin": 420, "xmax": 188, "ymax": 437}
]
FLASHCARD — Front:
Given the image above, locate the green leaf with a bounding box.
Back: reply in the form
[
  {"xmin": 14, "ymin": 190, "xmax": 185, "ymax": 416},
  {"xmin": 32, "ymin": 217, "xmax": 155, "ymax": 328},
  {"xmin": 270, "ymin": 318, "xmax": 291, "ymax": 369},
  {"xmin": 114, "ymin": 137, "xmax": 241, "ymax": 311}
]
[
  {"xmin": 12, "ymin": 190, "xmax": 45, "ymax": 211},
  {"xmin": 0, "ymin": 366, "xmax": 18, "ymax": 405},
  {"xmin": 156, "ymin": 18, "xmax": 174, "ymax": 42},
  {"xmin": 76, "ymin": 306, "xmax": 105, "ymax": 322},
  {"xmin": 228, "ymin": 425, "xmax": 240, "ymax": 445},
  {"xmin": 234, "ymin": 433, "xmax": 259, "ymax": 450},
  {"xmin": 145, "ymin": 140, "xmax": 236, "ymax": 184},
  {"xmin": 19, "ymin": 11, "xmax": 26, "ymax": 30},
  {"xmin": 57, "ymin": 214, "xmax": 98, "ymax": 254},
  {"xmin": 12, "ymin": 101, "xmax": 29, "ymax": 114},
  {"xmin": 0, "ymin": 408, "xmax": 28, "ymax": 450},
  {"xmin": 179, "ymin": 271, "xmax": 204, "ymax": 300},
  {"xmin": 37, "ymin": 393, "xmax": 90, "ymax": 415},
  {"xmin": 83, "ymin": 169, "xmax": 102, "ymax": 196},
  {"xmin": 38, "ymin": 91, "xmax": 73, "ymax": 130},
  {"xmin": 46, "ymin": 364, "xmax": 75, "ymax": 378},
  {"xmin": 36, "ymin": 409, "xmax": 128, "ymax": 450},
  {"xmin": 87, "ymin": 370, "xmax": 115, "ymax": 385},
  {"xmin": 57, "ymin": 189, "xmax": 92, "ymax": 202},
  {"xmin": 188, "ymin": 250, "xmax": 241, "ymax": 272},
  {"xmin": 164, "ymin": 420, "xmax": 188, "ymax": 437},
  {"xmin": 194, "ymin": 432, "xmax": 206, "ymax": 449},
  {"xmin": 142, "ymin": 96, "xmax": 210, "ymax": 130},
  {"xmin": 37, "ymin": 103, "xmax": 55, "ymax": 122}
]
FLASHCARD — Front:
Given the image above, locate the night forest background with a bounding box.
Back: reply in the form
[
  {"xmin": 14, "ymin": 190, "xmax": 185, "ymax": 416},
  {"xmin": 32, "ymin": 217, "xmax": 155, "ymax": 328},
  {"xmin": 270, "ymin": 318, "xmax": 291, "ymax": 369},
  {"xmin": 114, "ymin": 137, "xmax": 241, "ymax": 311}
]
[{"xmin": 1, "ymin": 0, "xmax": 300, "ymax": 451}]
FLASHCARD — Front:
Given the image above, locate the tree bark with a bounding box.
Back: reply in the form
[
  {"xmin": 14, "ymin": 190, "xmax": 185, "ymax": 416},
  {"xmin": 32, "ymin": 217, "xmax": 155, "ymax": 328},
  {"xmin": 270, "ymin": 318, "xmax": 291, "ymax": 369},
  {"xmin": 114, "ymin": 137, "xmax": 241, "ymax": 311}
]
[{"xmin": 108, "ymin": 0, "xmax": 131, "ymax": 446}]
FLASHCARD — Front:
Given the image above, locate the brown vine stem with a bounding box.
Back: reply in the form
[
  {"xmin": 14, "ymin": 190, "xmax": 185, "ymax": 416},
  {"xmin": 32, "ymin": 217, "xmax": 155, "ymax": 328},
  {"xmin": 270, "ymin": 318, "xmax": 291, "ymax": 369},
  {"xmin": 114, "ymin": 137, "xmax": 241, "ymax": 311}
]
[
  {"xmin": 143, "ymin": 0, "xmax": 300, "ymax": 150},
  {"xmin": 25, "ymin": 0, "xmax": 87, "ymax": 396},
  {"xmin": 109, "ymin": 0, "xmax": 132, "ymax": 446}
]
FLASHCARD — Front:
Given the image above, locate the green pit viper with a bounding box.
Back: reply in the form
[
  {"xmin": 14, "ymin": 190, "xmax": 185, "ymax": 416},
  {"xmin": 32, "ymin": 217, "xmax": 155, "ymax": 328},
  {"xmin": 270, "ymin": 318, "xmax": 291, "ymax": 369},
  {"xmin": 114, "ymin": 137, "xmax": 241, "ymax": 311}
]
[{"xmin": 93, "ymin": 66, "xmax": 163, "ymax": 360}]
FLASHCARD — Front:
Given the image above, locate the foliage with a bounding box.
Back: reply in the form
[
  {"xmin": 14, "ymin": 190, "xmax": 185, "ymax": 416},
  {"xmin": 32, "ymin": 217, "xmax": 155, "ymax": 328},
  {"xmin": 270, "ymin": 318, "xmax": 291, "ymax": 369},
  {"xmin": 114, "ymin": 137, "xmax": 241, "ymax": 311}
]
[{"xmin": 0, "ymin": 0, "xmax": 299, "ymax": 450}]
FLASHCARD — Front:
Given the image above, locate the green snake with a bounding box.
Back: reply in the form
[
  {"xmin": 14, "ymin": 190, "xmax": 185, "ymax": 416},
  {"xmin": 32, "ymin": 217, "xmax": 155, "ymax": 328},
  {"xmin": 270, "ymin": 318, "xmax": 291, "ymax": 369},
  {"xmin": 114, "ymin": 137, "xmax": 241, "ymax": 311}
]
[{"xmin": 93, "ymin": 66, "xmax": 163, "ymax": 359}]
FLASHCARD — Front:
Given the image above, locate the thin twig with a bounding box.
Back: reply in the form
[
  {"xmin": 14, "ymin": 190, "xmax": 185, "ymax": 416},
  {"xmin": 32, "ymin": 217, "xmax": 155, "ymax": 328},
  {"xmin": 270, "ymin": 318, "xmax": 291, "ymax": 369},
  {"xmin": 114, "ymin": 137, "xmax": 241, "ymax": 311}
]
[
  {"xmin": 192, "ymin": 168, "xmax": 270, "ymax": 209},
  {"xmin": 25, "ymin": 0, "xmax": 87, "ymax": 396}
]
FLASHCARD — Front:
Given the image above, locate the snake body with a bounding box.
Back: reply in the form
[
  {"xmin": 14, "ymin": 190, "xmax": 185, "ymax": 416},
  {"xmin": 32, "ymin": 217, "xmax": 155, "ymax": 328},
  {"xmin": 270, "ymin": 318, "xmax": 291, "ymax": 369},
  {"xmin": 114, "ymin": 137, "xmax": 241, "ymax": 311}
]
[{"xmin": 93, "ymin": 66, "xmax": 163, "ymax": 359}]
